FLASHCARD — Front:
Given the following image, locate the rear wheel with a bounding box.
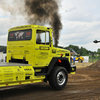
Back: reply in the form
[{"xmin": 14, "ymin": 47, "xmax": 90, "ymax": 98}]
[{"xmin": 49, "ymin": 66, "xmax": 68, "ymax": 90}]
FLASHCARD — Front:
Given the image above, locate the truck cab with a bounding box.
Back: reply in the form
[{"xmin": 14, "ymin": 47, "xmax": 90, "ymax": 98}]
[{"xmin": 7, "ymin": 25, "xmax": 70, "ymax": 67}]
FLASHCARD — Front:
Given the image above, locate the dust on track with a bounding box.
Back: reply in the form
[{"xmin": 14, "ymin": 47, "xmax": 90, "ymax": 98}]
[{"xmin": 0, "ymin": 63, "xmax": 100, "ymax": 100}]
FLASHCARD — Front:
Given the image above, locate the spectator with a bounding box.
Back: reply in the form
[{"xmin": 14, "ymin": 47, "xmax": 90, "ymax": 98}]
[
  {"xmin": 70, "ymin": 57, "xmax": 72, "ymax": 65},
  {"xmin": 73, "ymin": 56, "xmax": 76, "ymax": 65}
]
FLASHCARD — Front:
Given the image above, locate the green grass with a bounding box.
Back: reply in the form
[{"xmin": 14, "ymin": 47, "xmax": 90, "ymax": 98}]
[{"xmin": 89, "ymin": 58, "xmax": 99, "ymax": 63}]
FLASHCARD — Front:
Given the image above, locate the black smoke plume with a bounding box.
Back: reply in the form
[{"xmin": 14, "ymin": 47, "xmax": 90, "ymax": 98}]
[
  {"xmin": 0, "ymin": 0, "xmax": 62, "ymax": 46},
  {"xmin": 24, "ymin": 0, "xmax": 62, "ymax": 47}
]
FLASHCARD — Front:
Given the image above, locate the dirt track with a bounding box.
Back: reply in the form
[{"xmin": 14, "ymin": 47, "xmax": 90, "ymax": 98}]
[{"xmin": 0, "ymin": 63, "xmax": 100, "ymax": 100}]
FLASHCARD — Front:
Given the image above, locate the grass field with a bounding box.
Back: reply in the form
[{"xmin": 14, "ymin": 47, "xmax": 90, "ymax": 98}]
[{"xmin": 89, "ymin": 58, "xmax": 99, "ymax": 63}]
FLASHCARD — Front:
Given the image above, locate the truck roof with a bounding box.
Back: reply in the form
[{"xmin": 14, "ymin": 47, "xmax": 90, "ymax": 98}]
[{"xmin": 9, "ymin": 25, "xmax": 52, "ymax": 31}]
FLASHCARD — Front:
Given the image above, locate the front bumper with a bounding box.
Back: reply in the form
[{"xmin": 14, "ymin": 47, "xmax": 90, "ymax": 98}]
[{"xmin": 70, "ymin": 65, "xmax": 76, "ymax": 74}]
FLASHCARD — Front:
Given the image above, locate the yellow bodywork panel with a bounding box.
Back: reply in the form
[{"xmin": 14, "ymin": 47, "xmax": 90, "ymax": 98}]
[
  {"xmin": 70, "ymin": 72, "xmax": 75, "ymax": 74},
  {"xmin": 0, "ymin": 64, "xmax": 45, "ymax": 87}
]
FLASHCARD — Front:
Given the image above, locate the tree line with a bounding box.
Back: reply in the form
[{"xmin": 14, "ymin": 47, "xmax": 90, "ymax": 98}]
[
  {"xmin": 0, "ymin": 46, "xmax": 6, "ymax": 53},
  {"xmin": 58, "ymin": 45, "xmax": 98, "ymax": 56}
]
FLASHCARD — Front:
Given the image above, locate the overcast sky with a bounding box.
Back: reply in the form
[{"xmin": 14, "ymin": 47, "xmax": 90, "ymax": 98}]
[{"xmin": 0, "ymin": 0, "xmax": 100, "ymax": 52}]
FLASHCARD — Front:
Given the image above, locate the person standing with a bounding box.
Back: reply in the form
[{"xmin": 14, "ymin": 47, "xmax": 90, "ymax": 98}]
[
  {"xmin": 70, "ymin": 57, "xmax": 72, "ymax": 65},
  {"xmin": 73, "ymin": 56, "xmax": 76, "ymax": 65}
]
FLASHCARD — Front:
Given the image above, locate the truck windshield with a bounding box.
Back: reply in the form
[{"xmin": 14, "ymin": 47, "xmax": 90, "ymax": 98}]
[{"xmin": 8, "ymin": 29, "xmax": 32, "ymax": 41}]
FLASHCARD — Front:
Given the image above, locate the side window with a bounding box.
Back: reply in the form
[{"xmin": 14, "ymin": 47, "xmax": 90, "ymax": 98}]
[
  {"xmin": 36, "ymin": 30, "xmax": 50, "ymax": 45},
  {"xmin": 36, "ymin": 31, "xmax": 45, "ymax": 44},
  {"xmin": 46, "ymin": 31, "xmax": 49, "ymax": 45}
]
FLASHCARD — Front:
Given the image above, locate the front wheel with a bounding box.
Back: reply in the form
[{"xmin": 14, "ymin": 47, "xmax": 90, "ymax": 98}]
[
  {"xmin": 78, "ymin": 59, "xmax": 83, "ymax": 63},
  {"xmin": 49, "ymin": 66, "xmax": 68, "ymax": 90}
]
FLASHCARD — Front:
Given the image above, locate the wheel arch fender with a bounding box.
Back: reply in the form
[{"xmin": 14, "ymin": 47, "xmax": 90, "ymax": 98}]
[{"xmin": 47, "ymin": 57, "xmax": 71, "ymax": 75}]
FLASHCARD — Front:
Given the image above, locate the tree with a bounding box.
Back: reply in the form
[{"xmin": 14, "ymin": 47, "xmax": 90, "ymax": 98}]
[
  {"xmin": 0, "ymin": 46, "xmax": 6, "ymax": 53},
  {"xmin": 63, "ymin": 45, "xmax": 95, "ymax": 56},
  {"xmin": 97, "ymin": 48, "xmax": 100, "ymax": 54}
]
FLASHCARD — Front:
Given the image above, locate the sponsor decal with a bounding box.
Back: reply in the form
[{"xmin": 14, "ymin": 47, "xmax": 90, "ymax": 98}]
[
  {"xmin": 26, "ymin": 32, "xmax": 31, "ymax": 35},
  {"xmin": 39, "ymin": 46, "xmax": 49, "ymax": 50},
  {"xmin": 25, "ymin": 73, "xmax": 33, "ymax": 75},
  {"xmin": 10, "ymin": 33, "xmax": 14, "ymax": 37},
  {"xmin": 24, "ymin": 68, "xmax": 32, "ymax": 71},
  {"xmin": 40, "ymin": 52, "xmax": 48, "ymax": 55},
  {"xmin": 52, "ymin": 49, "xmax": 56, "ymax": 53}
]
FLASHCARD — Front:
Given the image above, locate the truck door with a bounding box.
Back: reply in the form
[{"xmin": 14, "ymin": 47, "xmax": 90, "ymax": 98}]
[{"xmin": 35, "ymin": 29, "xmax": 52, "ymax": 67}]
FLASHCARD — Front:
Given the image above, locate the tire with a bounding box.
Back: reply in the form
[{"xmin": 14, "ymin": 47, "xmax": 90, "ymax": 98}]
[
  {"xmin": 49, "ymin": 66, "xmax": 68, "ymax": 90},
  {"xmin": 78, "ymin": 59, "xmax": 82, "ymax": 63}
]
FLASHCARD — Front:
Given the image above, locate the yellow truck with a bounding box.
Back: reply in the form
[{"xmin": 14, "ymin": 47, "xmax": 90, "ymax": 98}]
[{"xmin": 0, "ymin": 25, "xmax": 76, "ymax": 90}]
